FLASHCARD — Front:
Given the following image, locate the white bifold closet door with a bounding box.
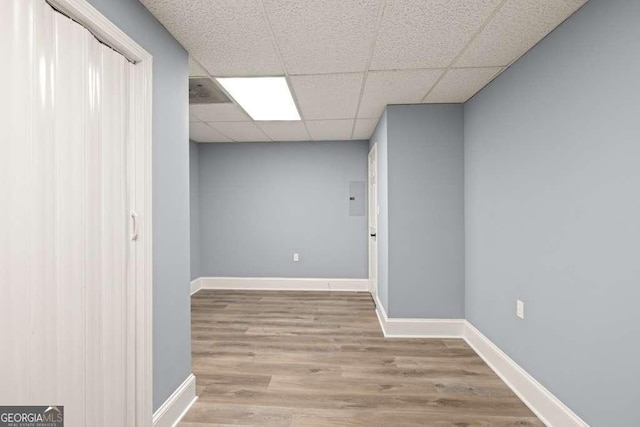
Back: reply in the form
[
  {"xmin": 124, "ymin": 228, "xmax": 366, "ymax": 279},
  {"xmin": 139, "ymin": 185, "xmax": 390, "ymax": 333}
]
[{"xmin": 0, "ymin": 1, "xmax": 136, "ymax": 425}]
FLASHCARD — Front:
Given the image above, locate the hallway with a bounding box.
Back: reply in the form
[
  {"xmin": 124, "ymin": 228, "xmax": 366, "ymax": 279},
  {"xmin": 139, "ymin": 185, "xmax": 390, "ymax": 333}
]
[{"xmin": 182, "ymin": 290, "xmax": 541, "ymax": 426}]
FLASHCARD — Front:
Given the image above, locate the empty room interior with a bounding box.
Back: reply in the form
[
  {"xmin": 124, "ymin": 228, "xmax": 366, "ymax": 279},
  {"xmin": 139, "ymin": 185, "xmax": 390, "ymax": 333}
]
[{"xmin": 1, "ymin": 0, "xmax": 639, "ymax": 426}]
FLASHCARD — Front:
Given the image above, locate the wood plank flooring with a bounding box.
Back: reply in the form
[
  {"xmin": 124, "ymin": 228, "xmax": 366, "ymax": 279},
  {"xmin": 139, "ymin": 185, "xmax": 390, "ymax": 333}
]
[{"xmin": 182, "ymin": 290, "xmax": 542, "ymax": 426}]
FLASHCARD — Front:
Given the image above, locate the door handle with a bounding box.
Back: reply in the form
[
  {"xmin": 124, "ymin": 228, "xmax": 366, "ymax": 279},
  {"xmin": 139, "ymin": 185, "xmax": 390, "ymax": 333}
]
[
  {"xmin": 370, "ymin": 233, "xmax": 377, "ymax": 237},
  {"xmin": 131, "ymin": 210, "xmax": 139, "ymax": 241}
]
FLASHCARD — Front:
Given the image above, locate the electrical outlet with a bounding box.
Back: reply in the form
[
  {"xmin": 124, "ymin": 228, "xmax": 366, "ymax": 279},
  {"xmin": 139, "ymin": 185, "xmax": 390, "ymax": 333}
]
[
  {"xmin": 293, "ymin": 253, "xmax": 299, "ymax": 262},
  {"xmin": 516, "ymin": 300, "xmax": 524, "ymax": 319}
]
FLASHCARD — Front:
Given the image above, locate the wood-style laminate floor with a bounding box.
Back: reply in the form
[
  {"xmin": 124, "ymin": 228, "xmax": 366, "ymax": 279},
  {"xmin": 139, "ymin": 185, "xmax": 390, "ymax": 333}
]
[{"xmin": 181, "ymin": 290, "xmax": 543, "ymax": 426}]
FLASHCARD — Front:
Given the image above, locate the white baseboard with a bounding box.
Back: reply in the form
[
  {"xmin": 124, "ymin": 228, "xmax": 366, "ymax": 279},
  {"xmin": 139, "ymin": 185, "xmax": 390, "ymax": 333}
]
[
  {"xmin": 190, "ymin": 278, "xmax": 202, "ymax": 295},
  {"xmin": 187, "ymin": 283, "xmax": 585, "ymax": 426},
  {"xmin": 464, "ymin": 322, "xmax": 587, "ymax": 427},
  {"xmin": 197, "ymin": 277, "xmax": 369, "ymax": 292},
  {"xmin": 373, "ymin": 294, "xmax": 465, "ymax": 338},
  {"xmin": 372, "ymin": 296, "xmax": 585, "ymax": 426},
  {"xmin": 153, "ymin": 373, "xmax": 197, "ymax": 427}
]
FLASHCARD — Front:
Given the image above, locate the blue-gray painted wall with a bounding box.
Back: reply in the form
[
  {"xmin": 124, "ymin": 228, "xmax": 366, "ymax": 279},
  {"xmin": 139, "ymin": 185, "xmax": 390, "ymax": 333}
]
[
  {"xmin": 387, "ymin": 105, "xmax": 465, "ymax": 318},
  {"xmin": 190, "ymin": 141, "xmax": 201, "ymax": 280},
  {"xmin": 464, "ymin": 0, "xmax": 640, "ymax": 425},
  {"xmin": 86, "ymin": 0, "xmax": 192, "ymax": 411},
  {"xmin": 90, "ymin": 0, "xmax": 639, "ymax": 422},
  {"xmin": 371, "ymin": 105, "xmax": 465, "ymax": 318},
  {"xmin": 197, "ymin": 141, "xmax": 369, "ymax": 278}
]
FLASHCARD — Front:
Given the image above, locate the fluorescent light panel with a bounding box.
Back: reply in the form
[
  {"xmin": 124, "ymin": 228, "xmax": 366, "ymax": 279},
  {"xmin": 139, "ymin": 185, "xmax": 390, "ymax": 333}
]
[{"xmin": 216, "ymin": 76, "xmax": 300, "ymax": 121}]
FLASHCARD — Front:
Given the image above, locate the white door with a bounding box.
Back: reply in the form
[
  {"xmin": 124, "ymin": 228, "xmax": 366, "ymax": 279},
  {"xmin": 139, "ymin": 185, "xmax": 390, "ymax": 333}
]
[
  {"xmin": 368, "ymin": 144, "xmax": 378, "ymax": 297},
  {"xmin": 0, "ymin": 1, "xmax": 143, "ymax": 425}
]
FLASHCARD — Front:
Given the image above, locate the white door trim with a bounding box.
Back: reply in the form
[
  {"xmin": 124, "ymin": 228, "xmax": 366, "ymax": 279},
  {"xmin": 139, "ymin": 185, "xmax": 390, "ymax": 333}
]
[
  {"xmin": 47, "ymin": 0, "xmax": 150, "ymax": 62},
  {"xmin": 48, "ymin": 0, "xmax": 153, "ymax": 424},
  {"xmin": 368, "ymin": 143, "xmax": 378, "ymax": 297}
]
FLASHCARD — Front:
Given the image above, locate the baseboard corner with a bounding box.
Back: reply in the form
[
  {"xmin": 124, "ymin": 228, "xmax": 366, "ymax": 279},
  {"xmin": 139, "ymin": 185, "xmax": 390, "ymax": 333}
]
[
  {"xmin": 463, "ymin": 321, "xmax": 587, "ymax": 427},
  {"xmin": 152, "ymin": 373, "xmax": 197, "ymax": 427},
  {"xmin": 190, "ymin": 278, "xmax": 202, "ymax": 295},
  {"xmin": 372, "ymin": 294, "xmax": 465, "ymax": 338}
]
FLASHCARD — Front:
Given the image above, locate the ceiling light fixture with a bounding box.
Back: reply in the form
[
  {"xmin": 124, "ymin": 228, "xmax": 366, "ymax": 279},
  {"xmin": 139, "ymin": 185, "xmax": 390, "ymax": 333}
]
[{"xmin": 216, "ymin": 76, "xmax": 301, "ymax": 121}]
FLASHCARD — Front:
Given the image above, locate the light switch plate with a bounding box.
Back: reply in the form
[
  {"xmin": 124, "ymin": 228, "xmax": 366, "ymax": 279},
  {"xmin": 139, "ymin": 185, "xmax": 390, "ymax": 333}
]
[
  {"xmin": 293, "ymin": 253, "xmax": 299, "ymax": 262},
  {"xmin": 516, "ymin": 300, "xmax": 524, "ymax": 319}
]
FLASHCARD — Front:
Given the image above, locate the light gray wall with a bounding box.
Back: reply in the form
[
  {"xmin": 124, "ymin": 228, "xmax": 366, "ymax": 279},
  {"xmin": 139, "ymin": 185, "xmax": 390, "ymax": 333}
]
[
  {"xmin": 386, "ymin": 105, "xmax": 465, "ymax": 318},
  {"xmin": 86, "ymin": 0, "xmax": 191, "ymax": 411},
  {"xmin": 198, "ymin": 141, "xmax": 369, "ymax": 278},
  {"xmin": 464, "ymin": 0, "xmax": 640, "ymax": 425},
  {"xmin": 190, "ymin": 141, "xmax": 201, "ymax": 280}
]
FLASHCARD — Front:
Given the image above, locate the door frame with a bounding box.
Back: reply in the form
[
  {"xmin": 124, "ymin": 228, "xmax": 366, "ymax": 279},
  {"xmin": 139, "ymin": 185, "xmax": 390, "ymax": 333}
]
[
  {"xmin": 48, "ymin": 0, "xmax": 153, "ymax": 424},
  {"xmin": 368, "ymin": 143, "xmax": 378, "ymax": 297}
]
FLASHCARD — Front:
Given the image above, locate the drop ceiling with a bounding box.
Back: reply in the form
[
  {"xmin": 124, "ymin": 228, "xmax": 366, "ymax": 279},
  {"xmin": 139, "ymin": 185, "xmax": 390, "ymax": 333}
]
[{"xmin": 141, "ymin": 0, "xmax": 586, "ymax": 143}]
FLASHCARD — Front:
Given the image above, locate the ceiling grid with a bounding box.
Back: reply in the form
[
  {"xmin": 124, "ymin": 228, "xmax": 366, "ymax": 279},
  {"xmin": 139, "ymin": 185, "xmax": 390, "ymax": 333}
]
[{"xmin": 140, "ymin": 0, "xmax": 587, "ymax": 142}]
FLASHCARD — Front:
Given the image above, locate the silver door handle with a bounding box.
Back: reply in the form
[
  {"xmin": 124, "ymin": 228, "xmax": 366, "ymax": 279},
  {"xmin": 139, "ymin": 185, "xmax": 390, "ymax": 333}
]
[{"xmin": 131, "ymin": 210, "xmax": 139, "ymax": 241}]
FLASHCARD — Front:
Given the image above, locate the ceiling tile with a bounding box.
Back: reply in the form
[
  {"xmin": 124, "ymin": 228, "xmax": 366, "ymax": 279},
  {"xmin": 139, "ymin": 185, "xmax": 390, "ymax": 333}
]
[
  {"xmin": 189, "ymin": 122, "xmax": 233, "ymax": 143},
  {"xmin": 256, "ymin": 121, "xmax": 310, "ymax": 141},
  {"xmin": 306, "ymin": 120, "xmax": 354, "ymax": 141},
  {"xmin": 353, "ymin": 118, "xmax": 379, "ymax": 140},
  {"xmin": 140, "ymin": 0, "xmax": 282, "ymax": 76},
  {"xmin": 207, "ymin": 122, "xmax": 271, "ymax": 142},
  {"xmin": 188, "ymin": 56, "xmax": 208, "ymax": 77},
  {"xmin": 456, "ymin": 0, "xmax": 586, "ymax": 67},
  {"xmin": 357, "ymin": 69, "xmax": 444, "ymax": 118},
  {"xmin": 262, "ymin": 0, "xmax": 381, "ymax": 75},
  {"xmin": 190, "ymin": 104, "xmax": 251, "ymax": 122},
  {"xmin": 424, "ymin": 67, "xmax": 503, "ymax": 103},
  {"xmin": 189, "ymin": 111, "xmax": 201, "ymax": 122},
  {"xmin": 370, "ymin": 0, "xmax": 502, "ymax": 70},
  {"xmin": 290, "ymin": 73, "xmax": 363, "ymax": 120}
]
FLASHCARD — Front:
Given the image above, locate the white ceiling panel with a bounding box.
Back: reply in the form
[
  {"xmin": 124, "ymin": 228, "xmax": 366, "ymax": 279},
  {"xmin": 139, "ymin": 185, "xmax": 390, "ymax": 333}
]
[
  {"xmin": 290, "ymin": 73, "xmax": 363, "ymax": 120},
  {"xmin": 140, "ymin": 0, "xmax": 282, "ymax": 76},
  {"xmin": 146, "ymin": 0, "xmax": 586, "ymax": 142},
  {"xmin": 207, "ymin": 121, "xmax": 271, "ymax": 142},
  {"xmin": 262, "ymin": 0, "xmax": 381, "ymax": 75},
  {"xmin": 455, "ymin": 0, "xmax": 587, "ymax": 68},
  {"xmin": 370, "ymin": 0, "xmax": 502, "ymax": 70},
  {"xmin": 353, "ymin": 118, "xmax": 379, "ymax": 140},
  {"xmin": 358, "ymin": 69, "xmax": 444, "ymax": 118},
  {"xmin": 256, "ymin": 121, "xmax": 310, "ymax": 141},
  {"xmin": 190, "ymin": 104, "xmax": 251, "ymax": 122},
  {"xmin": 306, "ymin": 120, "xmax": 354, "ymax": 141},
  {"xmin": 189, "ymin": 122, "xmax": 233, "ymax": 143},
  {"xmin": 424, "ymin": 67, "xmax": 503, "ymax": 103},
  {"xmin": 188, "ymin": 56, "xmax": 208, "ymax": 77}
]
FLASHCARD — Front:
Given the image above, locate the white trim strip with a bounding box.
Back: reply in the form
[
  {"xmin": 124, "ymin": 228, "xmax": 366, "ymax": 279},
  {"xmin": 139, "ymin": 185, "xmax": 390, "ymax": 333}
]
[
  {"xmin": 463, "ymin": 322, "xmax": 588, "ymax": 427},
  {"xmin": 152, "ymin": 373, "xmax": 198, "ymax": 427},
  {"xmin": 197, "ymin": 277, "xmax": 369, "ymax": 292},
  {"xmin": 373, "ymin": 297, "xmax": 586, "ymax": 425},
  {"xmin": 47, "ymin": 0, "xmax": 150, "ymax": 62},
  {"xmin": 187, "ymin": 284, "xmax": 587, "ymax": 426},
  {"xmin": 373, "ymin": 294, "xmax": 465, "ymax": 338},
  {"xmin": 190, "ymin": 278, "xmax": 202, "ymax": 296}
]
